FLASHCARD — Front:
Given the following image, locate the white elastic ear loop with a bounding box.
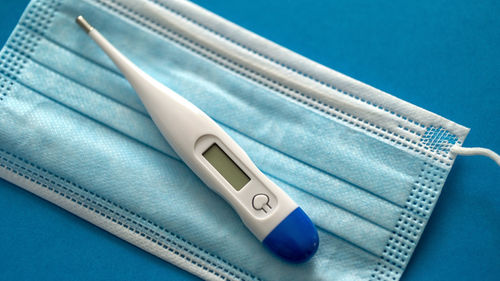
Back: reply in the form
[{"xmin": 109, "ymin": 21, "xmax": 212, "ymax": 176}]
[{"xmin": 451, "ymin": 146, "xmax": 500, "ymax": 166}]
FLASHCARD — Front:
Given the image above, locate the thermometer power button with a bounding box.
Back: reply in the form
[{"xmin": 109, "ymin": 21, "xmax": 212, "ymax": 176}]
[{"xmin": 252, "ymin": 193, "xmax": 272, "ymax": 214}]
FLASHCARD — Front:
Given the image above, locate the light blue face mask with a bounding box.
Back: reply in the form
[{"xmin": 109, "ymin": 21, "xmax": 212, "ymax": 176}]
[{"xmin": 2, "ymin": 0, "xmax": 496, "ymax": 280}]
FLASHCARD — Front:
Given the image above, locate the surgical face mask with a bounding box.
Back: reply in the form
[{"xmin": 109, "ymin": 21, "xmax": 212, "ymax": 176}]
[{"xmin": 0, "ymin": 0, "xmax": 496, "ymax": 280}]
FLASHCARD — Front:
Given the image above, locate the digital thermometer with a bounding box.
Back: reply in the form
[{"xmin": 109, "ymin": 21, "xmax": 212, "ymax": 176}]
[{"xmin": 76, "ymin": 16, "xmax": 319, "ymax": 263}]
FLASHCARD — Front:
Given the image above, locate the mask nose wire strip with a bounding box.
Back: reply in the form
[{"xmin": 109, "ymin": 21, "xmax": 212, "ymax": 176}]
[{"xmin": 451, "ymin": 146, "xmax": 500, "ymax": 166}]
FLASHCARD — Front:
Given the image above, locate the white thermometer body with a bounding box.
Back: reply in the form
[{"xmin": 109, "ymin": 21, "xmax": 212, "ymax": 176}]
[{"xmin": 76, "ymin": 16, "xmax": 318, "ymax": 263}]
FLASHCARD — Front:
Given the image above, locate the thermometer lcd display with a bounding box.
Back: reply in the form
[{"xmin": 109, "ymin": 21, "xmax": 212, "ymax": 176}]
[{"xmin": 203, "ymin": 144, "xmax": 250, "ymax": 191}]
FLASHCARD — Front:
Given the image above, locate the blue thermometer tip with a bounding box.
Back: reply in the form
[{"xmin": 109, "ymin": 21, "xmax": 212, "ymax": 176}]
[{"xmin": 263, "ymin": 208, "xmax": 319, "ymax": 263}]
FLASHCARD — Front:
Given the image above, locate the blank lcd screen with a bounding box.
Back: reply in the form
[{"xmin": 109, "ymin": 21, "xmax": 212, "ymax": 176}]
[{"xmin": 202, "ymin": 144, "xmax": 250, "ymax": 191}]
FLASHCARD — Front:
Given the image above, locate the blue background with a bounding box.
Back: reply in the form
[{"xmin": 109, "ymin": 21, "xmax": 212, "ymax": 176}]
[{"xmin": 1, "ymin": 0, "xmax": 498, "ymax": 280}]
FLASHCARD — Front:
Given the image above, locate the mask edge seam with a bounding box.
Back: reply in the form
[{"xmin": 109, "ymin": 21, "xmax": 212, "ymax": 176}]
[{"xmin": 370, "ymin": 160, "xmax": 450, "ymax": 281}]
